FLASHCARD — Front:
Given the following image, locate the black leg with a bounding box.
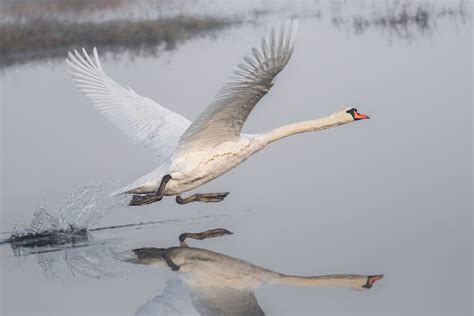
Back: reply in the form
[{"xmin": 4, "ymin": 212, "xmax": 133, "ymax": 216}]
[
  {"xmin": 179, "ymin": 228, "xmax": 233, "ymax": 246},
  {"xmin": 175, "ymin": 192, "xmax": 230, "ymax": 205},
  {"xmin": 162, "ymin": 253, "xmax": 180, "ymax": 271},
  {"xmin": 129, "ymin": 175, "xmax": 172, "ymax": 206}
]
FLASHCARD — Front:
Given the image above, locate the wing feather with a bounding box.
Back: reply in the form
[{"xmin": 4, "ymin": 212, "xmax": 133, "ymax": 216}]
[
  {"xmin": 177, "ymin": 20, "xmax": 298, "ymax": 154},
  {"xmin": 67, "ymin": 48, "xmax": 191, "ymax": 162}
]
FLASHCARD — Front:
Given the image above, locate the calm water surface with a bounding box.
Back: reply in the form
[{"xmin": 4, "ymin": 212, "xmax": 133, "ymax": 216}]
[{"xmin": 1, "ymin": 1, "xmax": 472, "ymax": 315}]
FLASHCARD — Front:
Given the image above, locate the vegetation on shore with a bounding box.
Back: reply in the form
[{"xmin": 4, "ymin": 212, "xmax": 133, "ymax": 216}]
[
  {"xmin": 0, "ymin": 0, "xmax": 470, "ymax": 68},
  {"xmin": 0, "ymin": 16, "xmax": 233, "ymax": 68}
]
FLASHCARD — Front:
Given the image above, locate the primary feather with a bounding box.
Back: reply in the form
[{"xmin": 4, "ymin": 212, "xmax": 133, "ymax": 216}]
[
  {"xmin": 177, "ymin": 20, "xmax": 298, "ymax": 154},
  {"xmin": 66, "ymin": 48, "xmax": 191, "ymax": 163}
]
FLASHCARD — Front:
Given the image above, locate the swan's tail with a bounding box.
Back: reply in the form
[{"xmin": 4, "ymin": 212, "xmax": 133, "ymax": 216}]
[{"xmin": 110, "ymin": 164, "xmax": 170, "ymax": 196}]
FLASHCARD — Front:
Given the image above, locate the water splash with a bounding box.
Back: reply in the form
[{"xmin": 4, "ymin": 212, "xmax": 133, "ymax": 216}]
[
  {"xmin": 8, "ymin": 182, "xmax": 127, "ymax": 242},
  {"xmin": 9, "ymin": 205, "xmax": 70, "ymax": 241},
  {"xmin": 57, "ymin": 182, "xmax": 126, "ymax": 230}
]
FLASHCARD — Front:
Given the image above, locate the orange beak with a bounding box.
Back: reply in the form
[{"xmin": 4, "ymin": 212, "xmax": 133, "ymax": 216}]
[{"xmin": 354, "ymin": 111, "xmax": 370, "ymax": 120}]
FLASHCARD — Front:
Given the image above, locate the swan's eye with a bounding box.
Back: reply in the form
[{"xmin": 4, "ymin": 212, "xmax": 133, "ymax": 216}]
[{"xmin": 345, "ymin": 108, "xmax": 356, "ymax": 115}]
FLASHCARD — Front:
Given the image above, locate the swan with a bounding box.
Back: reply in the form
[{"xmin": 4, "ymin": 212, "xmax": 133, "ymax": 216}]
[
  {"xmin": 67, "ymin": 20, "xmax": 370, "ymax": 206},
  {"xmin": 131, "ymin": 228, "xmax": 384, "ymax": 293}
]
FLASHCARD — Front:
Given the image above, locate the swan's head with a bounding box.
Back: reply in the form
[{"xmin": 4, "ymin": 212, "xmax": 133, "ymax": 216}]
[{"xmin": 345, "ymin": 107, "xmax": 370, "ymax": 121}]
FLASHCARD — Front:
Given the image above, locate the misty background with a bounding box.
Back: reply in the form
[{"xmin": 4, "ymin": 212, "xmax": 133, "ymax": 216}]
[{"xmin": 1, "ymin": 0, "xmax": 472, "ymax": 315}]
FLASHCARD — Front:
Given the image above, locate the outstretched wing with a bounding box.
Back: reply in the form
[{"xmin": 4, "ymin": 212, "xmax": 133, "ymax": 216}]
[
  {"xmin": 67, "ymin": 48, "xmax": 191, "ymax": 161},
  {"xmin": 177, "ymin": 20, "xmax": 298, "ymax": 154}
]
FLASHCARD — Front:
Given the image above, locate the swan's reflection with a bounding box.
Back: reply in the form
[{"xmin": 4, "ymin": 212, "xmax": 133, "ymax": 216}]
[{"xmin": 131, "ymin": 229, "xmax": 383, "ymax": 315}]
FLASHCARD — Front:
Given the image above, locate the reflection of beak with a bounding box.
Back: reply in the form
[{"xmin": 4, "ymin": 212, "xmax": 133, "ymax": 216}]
[
  {"xmin": 354, "ymin": 112, "xmax": 370, "ymax": 120},
  {"xmin": 362, "ymin": 274, "xmax": 384, "ymax": 289}
]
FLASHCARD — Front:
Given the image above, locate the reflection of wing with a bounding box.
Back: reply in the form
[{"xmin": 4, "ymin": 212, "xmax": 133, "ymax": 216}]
[
  {"xmin": 189, "ymin": 286, "xmax": 264, "ymax": 316},
  {"xmin": 134, "ymin": 277, "xmax": 264, "ymax": 316},
  {"xmin": 67, "ymin": 48, "xmax": 191, "ymax": 161},
  {"xmin": 177, "ymin": 20, "xmax": 298, "ymax": 154},
  {"xmin": 132, "ymin": 246, "xmax": 267, "ymax": 315},
  {"xmin": 135, "ymin": 276, "xmax": 197, "ymax": 316}
]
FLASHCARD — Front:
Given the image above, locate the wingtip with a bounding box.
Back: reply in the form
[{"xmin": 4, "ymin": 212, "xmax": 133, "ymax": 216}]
[
  {"xmin": 73, "ymin": 49, "xmax": 81, "ymax": 60},
  {"xmin": 291, "ymin": 19, "xmax": 298, "ymax": 35},
  {"xmin": 92, "ymin": 47, "xmax": 102, "ymax": 69},
  {"xmin": 288, "ymin": 19, "xmax": 298, "ymax": 41},
  {"xmin": 66, "ymin": 50, "xmax": 78, "ymax": 66},
  {"xmin": 283, "ymin": 18, "xmax": 298, "ymax": 31},
  {"xmin": 277, "ymin": 19, "xmax": 298, "ymax": 48}
]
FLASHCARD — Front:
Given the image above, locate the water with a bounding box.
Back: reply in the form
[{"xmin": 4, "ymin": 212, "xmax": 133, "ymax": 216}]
[{"xmin": 1, "ymin": 1, "xmax": 472, "ymax": 315}]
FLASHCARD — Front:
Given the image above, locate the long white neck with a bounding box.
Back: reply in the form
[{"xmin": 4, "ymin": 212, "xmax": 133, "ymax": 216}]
[
  {"xmin": 257, "ymin": 110, "xmax": 353, "ymax": 147},
  {"xmin": 271, "ymin": 273, "xmax": 377, "ymax": 290}
]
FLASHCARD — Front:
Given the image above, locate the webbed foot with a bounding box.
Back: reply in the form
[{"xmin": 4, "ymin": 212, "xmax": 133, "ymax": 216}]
[
  {"xmin": 129, "ymin": 194, "xmax": 163, "ymax": 206},
  {"xmin": 128, "ymin": 175, "xmax": 172, "ymax": 206},
  {"xmin": 175, "ymin": 192, "xmax": 230, "ymax": 204}
]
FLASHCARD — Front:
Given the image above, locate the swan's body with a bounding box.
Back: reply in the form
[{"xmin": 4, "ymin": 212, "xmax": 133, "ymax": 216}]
[
  {"xmin": 134, "ymin": 135, "xmax": 261, "ymax": 196},
  {"xmin": 67, "ymin": 20, "xmax": 369, "ymax": 204}
]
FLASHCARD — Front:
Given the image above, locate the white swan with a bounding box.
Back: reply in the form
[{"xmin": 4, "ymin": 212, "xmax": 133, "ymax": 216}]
[{"xmin": 67, "ymin": 20, "xmax": 370, "ymax": 206}]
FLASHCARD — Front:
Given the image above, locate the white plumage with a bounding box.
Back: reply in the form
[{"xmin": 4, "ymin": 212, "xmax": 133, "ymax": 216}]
[
  {"xmin": 67, "ymin": 48, "xmax": 191, "ymax": 162},
  {"xmin": 67, "ymin": 20, "xmax": 368, "ymax": 203}
]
